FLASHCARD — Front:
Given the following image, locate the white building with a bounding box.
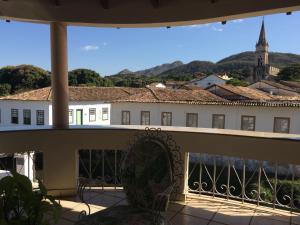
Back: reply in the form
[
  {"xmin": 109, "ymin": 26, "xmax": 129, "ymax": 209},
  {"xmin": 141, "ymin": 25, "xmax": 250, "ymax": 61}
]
[
  {"xmin": 0, "ymin": 86, "xmax": 299, "ymax": 134},
  {"xmin": 187, "ymin": 74, "xmax": 230, "ymax": 89}
]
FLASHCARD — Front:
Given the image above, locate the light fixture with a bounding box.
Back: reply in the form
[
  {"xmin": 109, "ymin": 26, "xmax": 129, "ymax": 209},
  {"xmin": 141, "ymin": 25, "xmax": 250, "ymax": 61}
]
[
  {"xmin": 166, "ymin": 26, "xmax": 171, "ymax": 29},
  {"xmin": 286, "ymin": 12, "xmax": 292, "ymax": 15},
  {"xmin": 221, "ymin": 21, "xmax": 226, "ymax": 25}
]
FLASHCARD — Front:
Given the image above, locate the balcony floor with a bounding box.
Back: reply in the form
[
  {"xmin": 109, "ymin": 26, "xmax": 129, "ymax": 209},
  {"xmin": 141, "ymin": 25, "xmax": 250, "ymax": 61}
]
[{"xmin": 57, "ymin": 188, "xmax": 300, "ymax": 225}]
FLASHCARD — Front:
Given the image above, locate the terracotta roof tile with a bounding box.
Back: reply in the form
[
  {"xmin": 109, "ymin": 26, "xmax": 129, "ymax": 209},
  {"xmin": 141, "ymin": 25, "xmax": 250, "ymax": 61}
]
[
  {"xmin": 0, "ymin": 86, "xmax": 147, "ymax": 101},
  {"xmin": 206, "ymin": 84, "xmax": 275, "ymax": 100}
]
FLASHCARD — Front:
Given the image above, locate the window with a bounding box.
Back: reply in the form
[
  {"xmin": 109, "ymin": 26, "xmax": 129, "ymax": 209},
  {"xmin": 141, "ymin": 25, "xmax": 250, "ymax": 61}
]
[
  {"xmin": 89, "ymin": 108, "xmax": 96, "ymax": 122},
  {"xmin": 0, "ymin": 109, "xmax": 1, "ymax": 123},
  {"xmin": 141, "ymin": 111, "xmax": 150, "ymax": 125},
  {"xmin": 121, "ymin": 111, "xmax": 130, "ymax": 125},
  {"xmin": 36, "ymin": 110, "xmax": 45, "ymax": 125},
  {"xmin": 161, "ymin": 112, "xmax": 172, "ymax": 126},
  {"xmin": 274, "ymin": 117, "xmax": 290, "ymax": 133},
  {"xmin": 241, "ymin": 116, "xmax": 256, "ymax": 131},
  {"xmin": 212, "ymin": 114, "xmax": 225, "ymax": 129},
  {"xmin": 186, "ymin": 113, "xmax": 198, "ymax": 127},
  {"xmin": 23, "ymin": 109, "xmax": 31, "ymax": 125},
  {"xmin": 102, "ymin": 108, "xmax": 109, "ymax": 120},
  {"xmin": 11, "ymin": 109, "xmax": 18, "ymax": 124},
  {"xmin": 68, "ymin": 110, "xmax": 73, "ymax": 124}
]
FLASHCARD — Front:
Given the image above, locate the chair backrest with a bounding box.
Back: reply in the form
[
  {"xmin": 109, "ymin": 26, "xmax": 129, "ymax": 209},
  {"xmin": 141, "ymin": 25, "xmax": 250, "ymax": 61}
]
[{"xmin": 121, "ymin": 128, "xmax": 181, "ymax": 209}]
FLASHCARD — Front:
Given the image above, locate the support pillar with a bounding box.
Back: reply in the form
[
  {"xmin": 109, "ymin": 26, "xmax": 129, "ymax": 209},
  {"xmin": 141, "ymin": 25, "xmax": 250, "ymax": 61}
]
[
  {"xmin": 50, "ymin": 22, "xmax": 69, "ymax": 129},
  {"xmin": 44, "ymin": 22, "xmax": 76, "ymax": 196}
]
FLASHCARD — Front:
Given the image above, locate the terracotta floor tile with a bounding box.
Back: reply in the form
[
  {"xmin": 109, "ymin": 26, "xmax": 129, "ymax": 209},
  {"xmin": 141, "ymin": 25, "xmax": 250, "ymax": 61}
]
[
  {"xmin": 291, "ymin": 213, "xmax": 300, "ymax": 225},
  {"xmin": 212, "ymin": 206, "xmax": 255, "ymax": 225},
  {"xmin": 181, "ymin": 204, "xmax": 216, "ymax": 220},
  {"xmin": 86, "ymin": 194, "xmax": 121, "ymax": 208},
  {"xmin": 170, "ymin": 213, "xmax": 210, "ymax": 225},
  {"xmin": 62, "ymin": 205, "xmax": 104, "ymax": 222},
  {"xmin": 250, "ymin": 217, "xmax": 290, "ymax": 225}
]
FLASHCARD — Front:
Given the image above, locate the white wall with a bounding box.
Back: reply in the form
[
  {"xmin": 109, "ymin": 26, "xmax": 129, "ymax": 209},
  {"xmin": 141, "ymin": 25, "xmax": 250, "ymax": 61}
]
[
  {"xmin": 190, "ymin": 75, "xmax": 226, "ymax": 88},
  {"xmin": 64, "ymin": 101, "xmax": 111, "ymax": 126},
  {"xmin": 1, "ymin": 100, "xmax": 300, "ymax": 134},
  {"xmin": 0, "ymin": 100, "xmax": 111, "ymax": 127},
  {"xmin": 111, "ymin": 103, "xmax": 300, "ymax": 134},
  {"xmin": 0, "ymin": 100, "xmax": 50, "ymax": 127}
]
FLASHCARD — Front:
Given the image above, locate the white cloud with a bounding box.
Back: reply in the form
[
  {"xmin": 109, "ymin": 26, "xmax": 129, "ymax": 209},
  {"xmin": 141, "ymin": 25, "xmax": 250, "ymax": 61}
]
[
  {"xmin": 183, "ymin": 23, "xmax": 210, "ymax": 29},
  {"xmin": 212, "ymin": 26, "xmax": 223, "ymax": 32},
  {"xmin": 232, "ymin": 19, "xmax": 244, "ymax": 23},
  {"xmin": 81, "ymin": 45, "xmax": 99, "ymax": 51}
]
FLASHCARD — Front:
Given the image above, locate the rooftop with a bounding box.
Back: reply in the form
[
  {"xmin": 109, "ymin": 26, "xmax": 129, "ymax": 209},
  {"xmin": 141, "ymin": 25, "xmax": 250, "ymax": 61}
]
[{"xmin": 2, "ymin": 86, "xmax": 300, "ymax": 107}]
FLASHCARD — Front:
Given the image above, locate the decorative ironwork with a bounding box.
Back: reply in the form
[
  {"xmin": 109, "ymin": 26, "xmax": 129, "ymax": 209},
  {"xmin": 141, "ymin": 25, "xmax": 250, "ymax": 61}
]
[
  {"xmin": 188, "ymin": 153, "xmax": 300, "ymax": 212},
  {"xmin": 127, "ymin": 127, "xmax": 184, "ymax": 199}
]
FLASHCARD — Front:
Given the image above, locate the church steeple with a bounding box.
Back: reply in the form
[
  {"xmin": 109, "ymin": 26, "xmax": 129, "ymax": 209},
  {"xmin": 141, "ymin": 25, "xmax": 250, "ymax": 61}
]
[
  {"xmin": 256, "ymin": 19, "xmax": 269, "ymax": 47},
  {"xmin": 253, "ymin": 19, "xmax": 269, "ymax": 82}
]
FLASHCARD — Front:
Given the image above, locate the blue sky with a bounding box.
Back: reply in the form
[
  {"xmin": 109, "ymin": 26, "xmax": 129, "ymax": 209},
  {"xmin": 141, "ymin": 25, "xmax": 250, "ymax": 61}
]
[{"xmin": 0, "ymin": 12, "xmax": 300, "ymax": 76}]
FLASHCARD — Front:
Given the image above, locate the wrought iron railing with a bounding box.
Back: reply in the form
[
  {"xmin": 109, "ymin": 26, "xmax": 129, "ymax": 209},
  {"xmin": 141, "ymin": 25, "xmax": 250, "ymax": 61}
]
[
  {"xmin": 78, "ymin": 149, "xmax": 126, "ymax": 187},
  {"xmin": 188, "ymin": 153, "xmax": 300, "ymax": 212}
]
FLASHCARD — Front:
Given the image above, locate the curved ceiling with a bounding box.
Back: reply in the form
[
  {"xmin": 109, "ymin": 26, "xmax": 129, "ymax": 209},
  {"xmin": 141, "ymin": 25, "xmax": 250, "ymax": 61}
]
[{"xmin": 0, "ymin": 0, "xmax": 300, "ymax": 27}]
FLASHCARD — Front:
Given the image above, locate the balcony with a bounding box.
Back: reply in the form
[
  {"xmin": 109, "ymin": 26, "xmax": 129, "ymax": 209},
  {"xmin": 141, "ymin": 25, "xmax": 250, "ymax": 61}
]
[
  {"xmin": 57, "ymin": 188, "xmax": 300, "ymax": 225},
  {"xmin": 1, "ymin": 126, "xmax": 300, "ymax": 224}
]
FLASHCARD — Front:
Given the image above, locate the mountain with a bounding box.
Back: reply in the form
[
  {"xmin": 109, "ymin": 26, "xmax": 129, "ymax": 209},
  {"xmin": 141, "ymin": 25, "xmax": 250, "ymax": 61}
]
[
  {"xmin": 135, "ymin": 61, "xmax": 184, "ymax": 76},
  {"xmin": 109, "ymin": 52, "xmax": 300, "ymax": 81},
  {"xmin": 117, "ymin": 69, "xmax": 134, "ymax": 75},
  {"xmin": 159, "ymin": 52, "xmax": 300, "ymax": 78},
  {"xmin": 113, "ymin": 61, "xmax": 184, "ymax": 77}
]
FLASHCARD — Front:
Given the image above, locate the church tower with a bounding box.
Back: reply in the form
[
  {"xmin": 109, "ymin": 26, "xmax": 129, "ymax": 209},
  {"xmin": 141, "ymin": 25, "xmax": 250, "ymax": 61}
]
[{"xmin": 253, "ymin": 20, "xmax": 269, "ymax": 82}]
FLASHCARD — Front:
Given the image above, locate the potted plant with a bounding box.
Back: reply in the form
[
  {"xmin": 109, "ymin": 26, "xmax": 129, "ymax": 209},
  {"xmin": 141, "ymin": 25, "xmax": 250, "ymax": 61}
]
[{"xmin": 0, "ymin": 172, "xmax": 62, "ymax": 225}]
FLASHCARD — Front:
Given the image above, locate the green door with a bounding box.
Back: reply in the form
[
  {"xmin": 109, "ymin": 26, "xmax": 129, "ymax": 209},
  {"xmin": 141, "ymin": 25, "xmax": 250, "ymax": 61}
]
[{"xmin": 76, "ymin": 109, "xmax": 83, "ymax": 125}]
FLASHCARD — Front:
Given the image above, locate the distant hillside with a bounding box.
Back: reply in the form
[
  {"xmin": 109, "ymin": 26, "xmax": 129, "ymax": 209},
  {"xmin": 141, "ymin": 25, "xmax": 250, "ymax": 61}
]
[
  {"xmin": 135, "ymin": 61, "xmax": 184, "ymax": 76},
  {"xmin": 158, "ymin": 51, "xmax": 300, "ymax": 79}
]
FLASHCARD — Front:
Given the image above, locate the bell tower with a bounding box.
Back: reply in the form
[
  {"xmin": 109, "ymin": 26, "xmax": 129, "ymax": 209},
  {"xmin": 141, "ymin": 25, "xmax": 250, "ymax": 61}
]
[{"xmin": 253, "ymin": 19, "xmax": 269, "ymax": 82}]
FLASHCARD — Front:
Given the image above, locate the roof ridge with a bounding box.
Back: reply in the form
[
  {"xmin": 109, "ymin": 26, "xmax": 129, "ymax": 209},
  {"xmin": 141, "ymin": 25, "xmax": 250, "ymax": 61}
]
[
  {"xmin": 146, "ymin": 87, "xmax": 160, "ymax": 100},
  {"xmin": 47, "ymin": 87, "xmax": 52, "ymax": 100}
]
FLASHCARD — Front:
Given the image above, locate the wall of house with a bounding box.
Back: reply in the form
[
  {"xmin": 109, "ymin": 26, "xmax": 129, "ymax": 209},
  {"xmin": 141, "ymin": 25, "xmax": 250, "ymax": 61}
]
[
  {"xmin": 190, "ymin": 75, "xmax": 226, "ymax": 88},
  {"xmin": 111, "ymin": 103, "xmax": 300, "ymax": 134},
  {"xmin": 0, "ymin": 100, "xmax": 50, "ymax": 127},
  {"xmin": 49, "ymin": 101, "xmax": 111, "ymax": 126},
  {"xmin": 0, "ymin": 100, "xmax": 111, "ymax": 127}
]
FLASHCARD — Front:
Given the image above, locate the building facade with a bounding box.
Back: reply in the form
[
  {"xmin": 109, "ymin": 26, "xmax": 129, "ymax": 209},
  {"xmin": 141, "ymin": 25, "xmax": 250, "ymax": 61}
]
[
  {"xmin": 252, "ymin": 20, "xmax": 280, "ymax": 82},
  {"xmin": 0, "ymin": 86, "xmax": 299, "ymax": 135}
]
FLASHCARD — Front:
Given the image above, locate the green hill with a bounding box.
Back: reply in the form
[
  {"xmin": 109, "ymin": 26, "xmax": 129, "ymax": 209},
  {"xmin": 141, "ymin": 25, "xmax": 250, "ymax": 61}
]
[{"xmin": 158, "ymin": 51, "xmax": 300, "ymax": 79}]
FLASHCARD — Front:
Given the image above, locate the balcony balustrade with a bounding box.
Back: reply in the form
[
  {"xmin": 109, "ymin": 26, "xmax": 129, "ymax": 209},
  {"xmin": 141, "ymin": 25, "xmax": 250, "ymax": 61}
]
[{"xmin": 0, "ymin": 125, "xmax": 300, "ymax": 224}]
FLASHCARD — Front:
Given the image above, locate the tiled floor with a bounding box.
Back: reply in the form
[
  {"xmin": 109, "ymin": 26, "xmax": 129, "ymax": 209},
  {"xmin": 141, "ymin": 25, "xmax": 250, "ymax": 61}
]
[{"xmin": 56, "ymin": 188, "xmax": 300, "ymax": 225}]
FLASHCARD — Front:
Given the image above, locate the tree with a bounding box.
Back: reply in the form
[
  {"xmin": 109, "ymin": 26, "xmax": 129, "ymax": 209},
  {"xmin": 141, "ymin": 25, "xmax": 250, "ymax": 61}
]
[
  {"xmin": 277, "ymin": 63, "xmax": 300, "ymax": 81},
  {"xmin": 0, "ymin": 83, "xmax": 12, "ymax": 96},
  {"xmin": 68, "ymin": 69, "xmax": 113, "ymax": 87},
  {"xmin": 226, "ymin": 78, "xmax": 249, "ymax": 87},
  {"xmin": 0, "ymin": 65, "xmax": 50, "ymax": 94}
]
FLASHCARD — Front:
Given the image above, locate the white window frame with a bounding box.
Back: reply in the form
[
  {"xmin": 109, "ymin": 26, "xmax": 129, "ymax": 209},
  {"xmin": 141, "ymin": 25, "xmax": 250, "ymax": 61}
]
[
  {"xmin": 161, "ymin": 112, "xmax": 172, "ymax": 126},
  {"xmin": 102, "ymin": 108, "xmax": 109, "ymax": 121},
  {"xmin": 274, "ymin": 117, "xmax": 290, "ymax": 133},
  {"xmin": 121, "ymin": 111, "xmax": 130, "ymax": 125},
  {"xmin": 186, "ymin": 113, "xmax": 198, "ymax": 127},
  {"xmin": 89, "ymin": 108, "xmax": 96, "ymax": 122},
  {"xmin": 69, "ymin": 109, "xmax": 73, "ymax": 124},
  {"xmin": 141, "ymin": 111, "xmax": 150, "ymax": 125},
  {"xmin": 11, "ymin": 109, "xmax": 18, "ymax": 124},
  {"xmin": 36, "ymin": 110, "xmax": 45, "ymax": 125},
  {"xmin": 241, "ymin": 115, "xmax": 256, "ymax": 131},
  {"xmin": 212, "ymin": 114, "xmax": 225, "ymax": 129}
]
